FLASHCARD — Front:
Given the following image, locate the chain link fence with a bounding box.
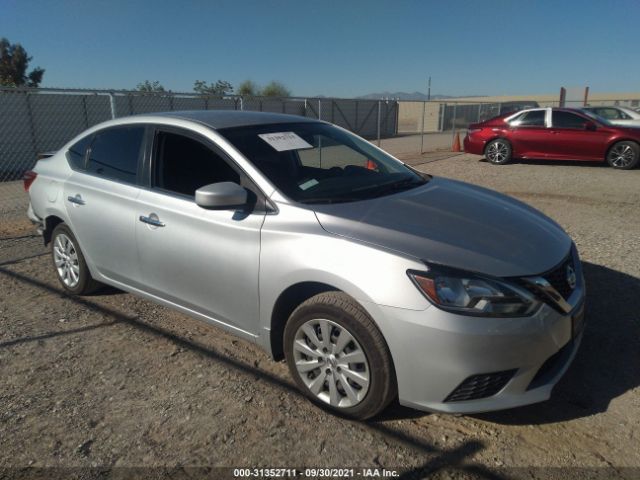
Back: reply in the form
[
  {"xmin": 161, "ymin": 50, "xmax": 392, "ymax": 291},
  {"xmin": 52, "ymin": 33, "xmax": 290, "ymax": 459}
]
[{"xmin": 0, "ymin": 88, "xmax": 400, "ymax": 183}]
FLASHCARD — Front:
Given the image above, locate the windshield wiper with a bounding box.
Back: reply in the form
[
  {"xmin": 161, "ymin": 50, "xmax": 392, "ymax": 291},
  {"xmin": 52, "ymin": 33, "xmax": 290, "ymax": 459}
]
[
  {"xmin": 298, "ymin": 197, "xmax": 365, "ymax": 205},
  {"xmin": 353, "ymin": 177, "xmax": 426, "ymax": 197}
]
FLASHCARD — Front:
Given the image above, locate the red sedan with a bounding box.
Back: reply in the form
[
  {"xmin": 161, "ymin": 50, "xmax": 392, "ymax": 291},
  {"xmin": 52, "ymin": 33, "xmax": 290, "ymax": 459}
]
[{"xmin": 464, "ymin": 107, "xmax": 640, "ymax": 169}]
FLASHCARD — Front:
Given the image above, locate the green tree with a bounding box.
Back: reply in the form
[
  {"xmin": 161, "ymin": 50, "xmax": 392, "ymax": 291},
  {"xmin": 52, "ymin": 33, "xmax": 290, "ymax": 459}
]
[
  {"xmin": 135, "ymin": 80, "xmax": 165, "ymax": 92},
  {"xmin": 260, "ymin": 81, "xmax": 291, "ymax": 97},
  {"xmin": 0, "ymin": 38, "xmax": 45, "ymax": 87},
  {"xmin": 193, "ymin": 79, "xmax": 234, "ymax": 96},
  {"xmin": 237, "ymin": 80, "xmax": 258, "ymax": 96}
]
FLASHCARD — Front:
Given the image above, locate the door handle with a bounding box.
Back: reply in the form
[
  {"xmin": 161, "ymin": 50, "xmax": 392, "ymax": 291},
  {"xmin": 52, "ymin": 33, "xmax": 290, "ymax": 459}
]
[
  {"xmin": 67, "ymin": 194, "xmax": 85, "ymax": 205},
  {"xmin": 139, "ymin": 214, "xmax": 165, "ymax": 227}
]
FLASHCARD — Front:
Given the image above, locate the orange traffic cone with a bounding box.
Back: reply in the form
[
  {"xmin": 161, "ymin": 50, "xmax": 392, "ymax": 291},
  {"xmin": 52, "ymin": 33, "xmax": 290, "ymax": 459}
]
[
  {"xmin": 366, "ymin": 159, "xmax": 377, "ymax": 170},
  {"xmin": 452, "ymin": 131, "xmax": 461, "ymax": 152}
]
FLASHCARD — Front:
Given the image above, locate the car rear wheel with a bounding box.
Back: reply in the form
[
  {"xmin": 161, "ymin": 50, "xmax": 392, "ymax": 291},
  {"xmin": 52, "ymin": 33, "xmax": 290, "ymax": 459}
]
[
  {"xmin": 485, "ymin": 139, "xmax": 512, "ymax": 165},
  {"xmin": 284, "ymin": 292, "xmax": 396, "ymax": 420},
  {"xmin": 51, "ymin": 223, "xmax": 102, "ymax": 295},
  {"xmin": 606, "ymin": 141, "xmax": 639, "ymax": 169}
]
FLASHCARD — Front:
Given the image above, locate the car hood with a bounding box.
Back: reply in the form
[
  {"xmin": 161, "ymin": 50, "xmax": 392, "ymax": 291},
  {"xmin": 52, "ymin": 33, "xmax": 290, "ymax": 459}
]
[{"xmin": 312, "ymin": 177, "xmax": 571, "ymax": 277}]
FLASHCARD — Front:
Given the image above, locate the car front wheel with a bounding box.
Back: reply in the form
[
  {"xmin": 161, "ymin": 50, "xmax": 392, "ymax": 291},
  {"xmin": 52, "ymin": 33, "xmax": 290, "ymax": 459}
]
[
  {"xmin": 51, "ymin": 223, "xmax": 102, "ymax": 295},
  {"xmin": 606, "ymin": 141, "xmax": 639, "ymax": 169},
  {"xmin": 284, "ymin": 292, "xmax": 396, "ymax": 420},
  {"xmin": 485, "ymin": 139, "xmax": 512, "ymax": 165}
]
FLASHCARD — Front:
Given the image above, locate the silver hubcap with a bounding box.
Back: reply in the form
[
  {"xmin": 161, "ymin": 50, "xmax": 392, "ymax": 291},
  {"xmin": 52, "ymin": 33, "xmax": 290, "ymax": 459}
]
[
  {"xmin": 608, "ymin": 144, "xmax": 635, "ymax": 168},
  {"xmin": 486, "ymin": 141, "xmax": 508, "ymax": 163},
  {"xmin": 53, "ymin": 233, "xmax": 80, "ymax": 288},
  {"xmin": 293, "ymin": 319, "xmax": 370, "ymax": 408}
]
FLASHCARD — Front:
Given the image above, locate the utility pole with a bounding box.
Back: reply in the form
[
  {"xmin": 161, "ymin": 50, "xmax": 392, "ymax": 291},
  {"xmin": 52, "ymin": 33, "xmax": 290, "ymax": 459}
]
[{"xmin": 427, "ymin": 76, "xmax": 431, "ymax": 101}]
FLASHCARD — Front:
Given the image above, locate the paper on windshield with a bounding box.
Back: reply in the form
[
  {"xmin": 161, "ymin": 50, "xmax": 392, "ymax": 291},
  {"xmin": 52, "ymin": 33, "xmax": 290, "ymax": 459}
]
[{"xmin": 258, "ymin": 132, "xmax": 313, "ymax": 152}]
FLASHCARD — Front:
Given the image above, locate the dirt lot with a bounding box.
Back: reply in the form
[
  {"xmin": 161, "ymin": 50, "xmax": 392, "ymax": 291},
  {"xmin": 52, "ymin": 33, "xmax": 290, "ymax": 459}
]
[{"xmin": 1, "ymin": 153, "xmax": 639, "ymax": 479}]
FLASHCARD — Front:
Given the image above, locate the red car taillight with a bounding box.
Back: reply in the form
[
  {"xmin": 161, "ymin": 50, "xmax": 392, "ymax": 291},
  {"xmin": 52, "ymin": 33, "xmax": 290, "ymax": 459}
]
[{"xmin": 23, "ymin": 171, "xmax": 37, "ymax": 191}]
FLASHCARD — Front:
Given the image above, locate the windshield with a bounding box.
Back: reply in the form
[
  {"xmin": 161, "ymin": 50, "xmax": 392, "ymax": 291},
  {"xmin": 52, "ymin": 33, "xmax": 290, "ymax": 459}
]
[
  {"xmin": 580, "ymin": 109, "xmax": 613, "ymax": 127},
  {"xmin": 219, "ymin": 122, "xmax": 428, "ymax": 204}
]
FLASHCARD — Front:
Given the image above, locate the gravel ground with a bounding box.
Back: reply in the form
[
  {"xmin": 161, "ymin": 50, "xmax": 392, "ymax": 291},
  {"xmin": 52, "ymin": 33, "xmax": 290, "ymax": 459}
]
[{"xmin": 0, "ymin": 153, "xmax": 639, "ymax": 480}]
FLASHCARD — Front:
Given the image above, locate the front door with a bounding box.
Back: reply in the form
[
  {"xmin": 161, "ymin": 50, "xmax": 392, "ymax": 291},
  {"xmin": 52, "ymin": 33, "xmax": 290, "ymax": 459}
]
[
  {"xmin": 135, "ymin": 128, "xmax": 265, "ymax": 335},
  {"xmin": 549, "ymin": 110, "xmax": 610, "ymax": 160}
]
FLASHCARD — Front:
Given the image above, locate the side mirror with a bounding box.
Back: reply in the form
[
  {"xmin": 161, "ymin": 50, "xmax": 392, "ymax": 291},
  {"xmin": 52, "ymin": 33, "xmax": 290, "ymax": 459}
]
[
  {"xmin": 195, "ymin": 182, "xmax": 247, "ymax": 209},
  {"xmin": 584, "ymin": 121, "xmax": 597, "ymax": 131}
]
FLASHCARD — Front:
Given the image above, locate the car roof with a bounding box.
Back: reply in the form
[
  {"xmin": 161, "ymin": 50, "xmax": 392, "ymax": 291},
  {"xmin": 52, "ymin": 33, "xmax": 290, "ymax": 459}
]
[{"xmin": 140, "ymin": 110, "xmax": 319, "ymax": 129}]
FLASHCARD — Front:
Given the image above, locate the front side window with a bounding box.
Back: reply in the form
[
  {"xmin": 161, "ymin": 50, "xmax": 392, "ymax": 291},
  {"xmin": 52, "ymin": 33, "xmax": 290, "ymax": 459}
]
[
  {"xmin": 67, "ymin": 134, "xmax": 93, "ymax": 170},
  {"xmin": 219, "ymin": 122, "xmax": 427, "ymax": 204},
  {"xmin": 510, "ymin": 110, "xmax": 546, "ymax": 127},
  {"xmin": 153, "ymin": 131, "xmax": 240, "ymax": 197},
  {"xmin": 86, "ymin": 127, "xmax": 145, "ymax": 183},
  {"xmin": 552, "ymin": 111, "xmax": 589, "ymax": 129}
]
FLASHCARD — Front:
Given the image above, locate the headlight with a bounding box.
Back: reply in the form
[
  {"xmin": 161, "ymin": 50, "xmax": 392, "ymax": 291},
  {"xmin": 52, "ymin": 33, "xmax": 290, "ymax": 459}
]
[{"xmin": 408, "ymin": 267, "xmax": 541, "ymax": 317}]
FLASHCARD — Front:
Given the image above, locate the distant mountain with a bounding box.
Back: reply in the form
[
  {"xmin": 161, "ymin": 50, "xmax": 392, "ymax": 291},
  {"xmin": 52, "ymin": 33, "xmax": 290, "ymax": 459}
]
[{"xmin": 357, "ymin": 91, "xmax": 485, "ymax": 100}]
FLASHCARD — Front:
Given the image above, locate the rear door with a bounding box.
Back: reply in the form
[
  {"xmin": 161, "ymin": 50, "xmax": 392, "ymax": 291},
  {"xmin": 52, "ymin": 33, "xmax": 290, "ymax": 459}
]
[
  {"xmin": 549, "ymin": 111, "xmax": 609, "ymax": 160},
  {"xmin": 507, "ymin": 109, "xmax": 553, "ymax": 158},
  {"xmin": 63, "ymin": 125, "xmax": 146, "ymax": 284},
  {"xmin": 134, "ymin": 127, "xmax": 265, "ymax": 336}
]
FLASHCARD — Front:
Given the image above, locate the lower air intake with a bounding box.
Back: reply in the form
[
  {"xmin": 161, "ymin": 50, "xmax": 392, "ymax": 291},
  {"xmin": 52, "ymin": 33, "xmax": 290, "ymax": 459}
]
[{"xmin": 444, "ymin": 369, "xmax": 517, "ymax": 402}]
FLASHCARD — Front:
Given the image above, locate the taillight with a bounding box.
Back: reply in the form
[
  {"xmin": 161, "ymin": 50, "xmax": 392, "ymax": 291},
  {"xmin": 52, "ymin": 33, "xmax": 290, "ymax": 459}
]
[{"xmin": 23, "ymin": 171, "xmax": 37, "ymax": 191}]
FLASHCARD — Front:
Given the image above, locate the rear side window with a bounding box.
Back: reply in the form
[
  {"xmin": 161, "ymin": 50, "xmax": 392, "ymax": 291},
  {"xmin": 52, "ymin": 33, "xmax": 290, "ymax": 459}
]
[
  {"xmin": 154, "ymin": 131, "xmax": 240, "ymax": 197},
  {"xmin": 67, "ymin": 134, "xmax": 93, "ymax": 170},
  {"xmin": 86, "ymin": 127, "xmax": 145, "ymax": 183},
  {"xmin": 552, "ymin": 111, "xmax": 588, "ymax": 129},
  {"xmin": 512, "ymin": 110, "xmax": 546, "ymax": 127}
]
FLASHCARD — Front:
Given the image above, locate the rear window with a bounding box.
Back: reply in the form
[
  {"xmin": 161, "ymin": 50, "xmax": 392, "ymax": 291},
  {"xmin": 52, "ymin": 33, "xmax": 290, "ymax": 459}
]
[
  {"xmin": 86, "ymin": 127, "xmax": 145, "ymax": 183},
  {"xmin": 511, "ymin": 110, "xmax": 546, "ymax": 127}
]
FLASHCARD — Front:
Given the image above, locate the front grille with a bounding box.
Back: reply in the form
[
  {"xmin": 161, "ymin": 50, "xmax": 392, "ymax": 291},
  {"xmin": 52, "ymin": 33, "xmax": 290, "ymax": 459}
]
[
  {"xmin": 543, "ymin": 256, "xmax": 575, "ymax": 300},
  {"xmin": 527, "ymin": 340, "xmax": 573, "ymax": 390},
  {"xmin": 444, "ymin": 369, "xmax": 517, "ymax": 403}
]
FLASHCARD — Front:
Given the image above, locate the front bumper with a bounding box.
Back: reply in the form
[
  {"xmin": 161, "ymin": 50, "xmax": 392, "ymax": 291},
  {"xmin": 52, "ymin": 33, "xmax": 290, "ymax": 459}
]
[{"xmin": 364, "ymin": 285, "xmax": 585, "ymax": 414}]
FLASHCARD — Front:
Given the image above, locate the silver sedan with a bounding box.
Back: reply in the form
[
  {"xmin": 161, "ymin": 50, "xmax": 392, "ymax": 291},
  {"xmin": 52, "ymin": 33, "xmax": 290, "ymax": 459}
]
[
  {"xmin": 582, "ymin": 106, "xmax": 640, "ymax": 127},
  {"xmin": 25, "ymin": 111, "xmax": 585, "ymax": 419}
]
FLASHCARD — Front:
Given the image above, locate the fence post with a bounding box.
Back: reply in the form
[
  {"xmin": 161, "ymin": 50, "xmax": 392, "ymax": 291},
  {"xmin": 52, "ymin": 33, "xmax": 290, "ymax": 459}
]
[
  {"xmin": 420, "ymin": 101, "xmax": 426, "ymax": 154},
  {"xmin": 451, "ymin": 103, "xmax": 457, "ymax": 144},
  {"xmin": 108, "ymin": 93, "xmax": 117, "ymax": 119},
  {"xmin": 377, "ymin": 100, "xmax": 381, "ymax": 147},
  {"xmin": 318, "ymin": 99, "xmax": 322, "ymax": 120}
]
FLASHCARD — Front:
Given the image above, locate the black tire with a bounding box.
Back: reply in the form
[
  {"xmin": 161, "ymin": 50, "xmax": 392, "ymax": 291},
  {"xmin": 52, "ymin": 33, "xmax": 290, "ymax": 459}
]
[
  {"xmin": 606, "ymin": 141, "xmax": 639, "ymax": 169},
  {"xmin": 484, "ymin": 139, "xmax": 512, "ymax": 165},
  {"xmin": 51, "ymin": 223, "xmax": 102, "ymax": 295},
  {"xmin": 284, "ymin": 292, "xmax": 396, "ymax": 420}
]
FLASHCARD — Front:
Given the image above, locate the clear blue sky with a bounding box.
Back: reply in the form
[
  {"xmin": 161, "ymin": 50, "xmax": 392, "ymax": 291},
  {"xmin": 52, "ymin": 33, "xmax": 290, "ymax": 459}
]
[{"xmin": 2, "ymin": 0, "xmax": 639, "ymax": 97}]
